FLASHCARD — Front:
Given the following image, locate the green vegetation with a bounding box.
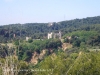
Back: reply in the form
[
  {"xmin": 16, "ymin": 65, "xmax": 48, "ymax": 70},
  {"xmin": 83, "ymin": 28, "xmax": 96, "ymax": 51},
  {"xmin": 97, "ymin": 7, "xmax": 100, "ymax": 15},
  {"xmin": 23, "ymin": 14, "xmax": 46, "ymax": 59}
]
[
  {"xmin": 17, "ymin": 39, "xmax": 62, "ymax": 61},
  {"xmin": 0, "ymin": 16, "xmax": 100, "ymax": 75},
  {"xmin": 0, "ymin": 16, "xmax": 100, "ymax": 42},
  {"xmin": 33, "ymin": 51, "xmax": 100, "ymax": 75}
]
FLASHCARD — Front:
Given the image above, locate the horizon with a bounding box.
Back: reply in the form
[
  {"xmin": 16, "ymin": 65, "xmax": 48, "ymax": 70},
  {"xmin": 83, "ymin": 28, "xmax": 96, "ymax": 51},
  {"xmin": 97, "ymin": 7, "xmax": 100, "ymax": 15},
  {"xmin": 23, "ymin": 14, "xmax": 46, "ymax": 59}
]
[
  {"xmin": 0, "ymin": 0, "xmax": 100, "ymax": 25},
  {"xmin": 0, "ymin": 15, "xmax": 100, "ymax": 26}
]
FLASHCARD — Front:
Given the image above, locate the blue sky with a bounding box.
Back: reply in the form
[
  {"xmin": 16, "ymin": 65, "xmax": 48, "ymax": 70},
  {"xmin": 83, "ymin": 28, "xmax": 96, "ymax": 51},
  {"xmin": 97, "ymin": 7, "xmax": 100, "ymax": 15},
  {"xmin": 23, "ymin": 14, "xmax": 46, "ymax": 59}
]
[{"xmin": 0, "ymin": 0, "xmax": 100, "ymax": 25}]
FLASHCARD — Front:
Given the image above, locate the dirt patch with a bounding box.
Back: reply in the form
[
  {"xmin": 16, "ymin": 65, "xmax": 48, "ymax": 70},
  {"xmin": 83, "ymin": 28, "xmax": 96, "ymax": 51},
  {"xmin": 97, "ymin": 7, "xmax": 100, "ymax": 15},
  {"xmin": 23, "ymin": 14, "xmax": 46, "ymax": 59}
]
[
  {"xmin": 30, "ymin": 52, "xmax": 39, "ymax": 65},
  {"xmin": 39, "ymin": 50, "xmax": 46, "ymax": 60},
  {"xmin": 62, "ymin": 43, "xmax": 72, "ymax": 51},
  {"xmin": 30, "ymin": 50, "xmax": 47, "ymax": 65}
]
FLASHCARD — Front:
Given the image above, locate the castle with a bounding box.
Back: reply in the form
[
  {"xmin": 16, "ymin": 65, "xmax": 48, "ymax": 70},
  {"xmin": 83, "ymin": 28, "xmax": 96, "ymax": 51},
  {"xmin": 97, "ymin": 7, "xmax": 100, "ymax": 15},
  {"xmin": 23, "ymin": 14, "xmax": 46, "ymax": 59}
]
[{"xmin": 48, "ymin": 31, "xmax": 61, "ymax": 39}]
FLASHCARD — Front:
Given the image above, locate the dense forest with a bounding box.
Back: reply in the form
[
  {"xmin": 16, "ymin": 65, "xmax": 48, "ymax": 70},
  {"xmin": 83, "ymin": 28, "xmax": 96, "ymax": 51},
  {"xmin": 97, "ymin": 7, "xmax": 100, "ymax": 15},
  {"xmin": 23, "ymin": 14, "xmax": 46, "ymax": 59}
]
[
  {"xmin": 0, "ymin": 16, "xmax": 100, "ymax": 42},
  {"xmin": 0, "ymin": 16, "xmax": 100, "ymax": 75}
]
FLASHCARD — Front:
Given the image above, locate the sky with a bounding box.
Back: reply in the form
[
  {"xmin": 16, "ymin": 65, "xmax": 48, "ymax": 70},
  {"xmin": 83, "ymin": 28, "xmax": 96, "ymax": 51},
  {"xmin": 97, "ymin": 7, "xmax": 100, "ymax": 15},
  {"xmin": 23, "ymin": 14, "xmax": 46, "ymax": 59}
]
[{"xmin": 0, "ymin": 0, "xmax": 100, "ymax": 25}]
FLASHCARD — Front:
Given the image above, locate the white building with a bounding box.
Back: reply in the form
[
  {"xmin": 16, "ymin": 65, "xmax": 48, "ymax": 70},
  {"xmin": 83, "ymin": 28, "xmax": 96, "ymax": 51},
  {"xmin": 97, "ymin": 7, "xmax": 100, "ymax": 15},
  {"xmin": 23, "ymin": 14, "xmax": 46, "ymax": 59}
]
[
  {"xmin": 48, "ymin": 32, "xmax": 53, "ymax": 39},
  {"xmin": 47, "ymin": 31, "xmax": 61, "ymax": 39},
  {"xmin": 26, "ymin": 37, "xmax": 31, "ymax": 41}
]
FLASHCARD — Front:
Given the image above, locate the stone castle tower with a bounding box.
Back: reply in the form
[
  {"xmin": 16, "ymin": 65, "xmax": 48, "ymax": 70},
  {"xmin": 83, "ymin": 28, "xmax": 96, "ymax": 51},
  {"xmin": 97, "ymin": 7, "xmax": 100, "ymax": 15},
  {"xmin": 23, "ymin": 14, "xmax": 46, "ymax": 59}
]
[{"xmin": 47, "ymin": 31, "xmax": 61, "ymax": 39}]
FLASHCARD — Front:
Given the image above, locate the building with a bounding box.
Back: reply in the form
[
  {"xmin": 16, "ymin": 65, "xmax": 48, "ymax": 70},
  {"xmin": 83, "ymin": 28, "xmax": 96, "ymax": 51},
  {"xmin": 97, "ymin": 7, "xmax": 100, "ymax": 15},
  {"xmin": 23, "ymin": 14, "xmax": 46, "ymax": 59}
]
[
  {"xmin": 48, "ymin": 32, "xmax": 53, "ymax": 39},
  {"xmin": 26, "ymin": 37, "xmax": 31, "ymax": 41},
  {"xmin": 47, "ymin": 31, "xmax": 61, "ymax": 39}
]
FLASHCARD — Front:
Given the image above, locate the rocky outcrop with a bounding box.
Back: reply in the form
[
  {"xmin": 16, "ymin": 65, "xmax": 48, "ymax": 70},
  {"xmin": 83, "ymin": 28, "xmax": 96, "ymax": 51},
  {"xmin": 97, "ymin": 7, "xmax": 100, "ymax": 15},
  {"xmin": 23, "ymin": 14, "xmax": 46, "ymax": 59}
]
[{"xmin": 30, "ymin": 50, "xmax": 46, "ymax": 65}]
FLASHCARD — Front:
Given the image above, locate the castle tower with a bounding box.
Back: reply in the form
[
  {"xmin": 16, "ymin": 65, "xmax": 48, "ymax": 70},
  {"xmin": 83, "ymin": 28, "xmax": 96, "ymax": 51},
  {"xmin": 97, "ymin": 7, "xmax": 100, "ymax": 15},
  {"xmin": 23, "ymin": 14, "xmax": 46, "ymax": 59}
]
[{"xmin": 48, "ymin": 32, "xmax": 53, "ymax": 39}]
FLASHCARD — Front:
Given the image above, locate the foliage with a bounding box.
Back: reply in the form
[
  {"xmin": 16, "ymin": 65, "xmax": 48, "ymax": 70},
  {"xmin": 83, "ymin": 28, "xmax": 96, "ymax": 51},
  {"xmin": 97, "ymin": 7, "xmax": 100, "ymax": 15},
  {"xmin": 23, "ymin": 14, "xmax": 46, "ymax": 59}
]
[
  {"xmin": 0, "ymin": 16, "xmax": 100, "ymax": 42},
  {"xmin": 68, "ymin": 52, "xmax": 100, "ymax": 75},
  {"xmin": 28, "ymin": 39, "xmax": 33, "ymax": 43},
  {"xmin": 64, "ymin": 30, "xmax": 100, "ymax": 48},
  {"xmin": 1, "ymin": 16, "xmax": 100, "ymax": 75},
  {"xmin": 31, "ymin": 51, "xmax": 100, "ymax": 75},
  {"xmin": 36, "ymin": 52, "xmax": 73, "ymax": 75},
  {"xmin": 17, "ymin": 39, "xmax": 62, "ymax": 61}
]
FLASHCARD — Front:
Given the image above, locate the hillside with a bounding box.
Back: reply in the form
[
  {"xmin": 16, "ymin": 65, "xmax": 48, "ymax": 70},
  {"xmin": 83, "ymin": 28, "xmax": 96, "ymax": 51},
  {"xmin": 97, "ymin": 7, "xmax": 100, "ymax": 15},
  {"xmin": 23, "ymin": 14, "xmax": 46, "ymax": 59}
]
[
  {"xmin": 0, "ymin": 16, "xmax": 100, "ymax": 42},
  {"xmin": 0, "ymin": 16, "xmax": 100, "ymax": 75}
]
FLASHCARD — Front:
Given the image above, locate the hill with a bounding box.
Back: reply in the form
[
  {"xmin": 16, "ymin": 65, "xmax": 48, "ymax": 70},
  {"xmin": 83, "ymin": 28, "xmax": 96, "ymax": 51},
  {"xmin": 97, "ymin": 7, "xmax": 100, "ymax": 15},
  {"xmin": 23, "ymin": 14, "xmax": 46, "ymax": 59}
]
[
  {"xmin": 0, "ymin": 16, "xmax": 100, "ymax": 42},
  {"xmin": 0, "ymin": 16, "xmax": 100, "ymax": 75}
]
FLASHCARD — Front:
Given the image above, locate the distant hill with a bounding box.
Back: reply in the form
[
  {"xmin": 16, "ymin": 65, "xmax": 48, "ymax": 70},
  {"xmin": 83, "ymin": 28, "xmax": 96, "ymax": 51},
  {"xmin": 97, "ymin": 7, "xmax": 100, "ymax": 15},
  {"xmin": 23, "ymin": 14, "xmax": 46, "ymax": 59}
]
[{"xmin": 0, "ymin": 16, "xmax": 100, "ymax": 42}]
